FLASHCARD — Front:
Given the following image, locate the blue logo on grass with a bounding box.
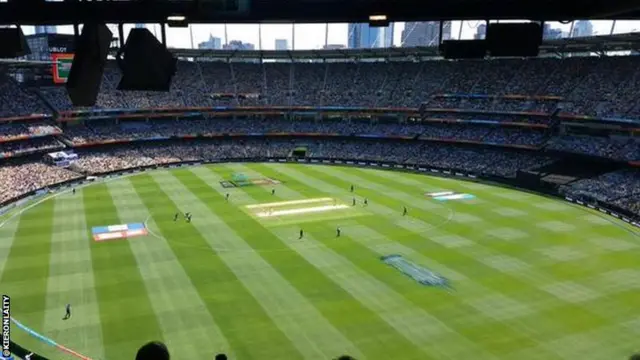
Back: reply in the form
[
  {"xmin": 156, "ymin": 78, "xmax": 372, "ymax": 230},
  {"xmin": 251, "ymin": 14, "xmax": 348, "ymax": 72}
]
[
  {"xmin": 381, "ymin": 254, "xmax": 452, "ymax": 289},
  {"xmin": 0, "ymin": 354, "xmax": 14, "ymax": 360}
]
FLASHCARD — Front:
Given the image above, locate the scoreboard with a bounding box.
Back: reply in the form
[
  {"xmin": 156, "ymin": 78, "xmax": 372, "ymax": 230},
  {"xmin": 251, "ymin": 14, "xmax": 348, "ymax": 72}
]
[
  {"xmin": 47, "ymin": 34, "xmax": 76, "ymax": 84},
  {"xmin": 51, "ymin": 53, "xmax": 74, "ymax": 84},
  {"xmin": 23, "ymin": 34, "xmax": 76, "ymax": 85}
]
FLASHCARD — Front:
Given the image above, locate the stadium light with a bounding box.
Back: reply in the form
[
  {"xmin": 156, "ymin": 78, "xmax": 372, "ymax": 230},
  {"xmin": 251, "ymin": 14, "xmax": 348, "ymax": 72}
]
[
  {"xmin": 368, "ymin": 14, "xmax": 389, "ymax": 27},
  {"xmin": 167, "ymin": 15, "xmax": 188, "ymax": 27}
]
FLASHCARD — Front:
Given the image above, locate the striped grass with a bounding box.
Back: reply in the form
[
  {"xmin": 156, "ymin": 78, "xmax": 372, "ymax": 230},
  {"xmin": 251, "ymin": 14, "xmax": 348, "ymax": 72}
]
[{"xmin": 0, "ymin": 163, "xmax": 638, "ymax": 360}]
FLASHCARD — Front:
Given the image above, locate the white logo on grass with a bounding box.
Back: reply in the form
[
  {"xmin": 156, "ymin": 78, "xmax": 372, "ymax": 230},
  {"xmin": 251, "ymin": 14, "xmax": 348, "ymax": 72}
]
[{"xmin": 2, "ymin": 295, "xmax": 11, "ymax": 360}]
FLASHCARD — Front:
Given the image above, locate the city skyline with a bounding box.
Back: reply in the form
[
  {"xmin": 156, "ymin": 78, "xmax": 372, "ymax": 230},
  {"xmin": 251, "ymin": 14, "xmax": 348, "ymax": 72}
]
[
  {"xmin": 401, "ymin": 21, "xmax": 451, "ymax": 47},
  {"xmin": 18, "ymin": 20, "xmax": 640, "ymax": 50},
  {"xmin": 347, "ymin": 23, "xmax": 394, "ymax": 48},
  {"xmin": 275, "ymin": 38, "xmax": 289, "ymax": 50}
]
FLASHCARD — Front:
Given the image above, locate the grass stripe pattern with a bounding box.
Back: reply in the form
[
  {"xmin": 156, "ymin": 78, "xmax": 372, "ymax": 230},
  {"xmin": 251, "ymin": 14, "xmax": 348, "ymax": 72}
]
[{"xmin": 0, "ymin": 163, "xmax": 638, "ymax": 360}]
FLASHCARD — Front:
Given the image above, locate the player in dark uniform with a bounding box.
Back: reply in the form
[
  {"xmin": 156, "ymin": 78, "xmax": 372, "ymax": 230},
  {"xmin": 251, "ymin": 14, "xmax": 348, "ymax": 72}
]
[
  {"xmin": 352, "ymin": 197, "xmax": 356, "ymax": 206},
  {"xmin": 299, "ymin": 229, "xmax": 304, "ymax": 239},
  {"xmin": 186, "ymin": 214, "xmax": 192, "ymax": 223},
  {"xmin": 403, "ymin": 206, "xmax": 408, "ymax": 216},
  {"xmin": 225, "ymin": 193, "xmax": 230, "ymax": 201},
  {"xmin": 72, "ymin": 188, "xmax": 76, "ymax": 195},
  {"xmin": 350, "ymin": 185, "xmax": 354, "ymax": 193},
  {"xmin": 364, "ymin": 198, "xmax": 368, "ymax": 206},
  {"xmin": 336, "ymin": 227, "xmax": 341, "ymax": 237},
  {"xmin": 173, "ymin": 213, "xmax": 179, "ymax": 221},
  {"xmin": 63, "ymin": 303, "xmax": 71, "ymax": 320},
  {"xmin": 271, "ymin": 189, "xmax": 276, "ymax": 195}
]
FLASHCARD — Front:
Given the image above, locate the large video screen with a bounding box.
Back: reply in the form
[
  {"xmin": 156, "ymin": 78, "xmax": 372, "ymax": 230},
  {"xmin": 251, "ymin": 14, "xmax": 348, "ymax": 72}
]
[{"xmin": 51, "ymin": 53, "xmax": 74, "ymax": 84}]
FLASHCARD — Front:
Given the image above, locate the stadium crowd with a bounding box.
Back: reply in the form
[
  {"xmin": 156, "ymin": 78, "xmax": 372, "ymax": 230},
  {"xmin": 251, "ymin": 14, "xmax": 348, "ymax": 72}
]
[
  {"xmin": 561, "ymin": 169, "xmax": 640, "ymax": 215},
  {"xmin": 54, "ymin": 119, "xmax": 551, "ymax": 147},
  {"xmin": 0, "ymin": 137, "xmax": 64, "ymax": 157},
  {"xmin": 0, "ymin": 160, "xmax": 82, "ymax": 204},
  {"xmin": 0, "ymin": 135, "xmax": 638, "ymax": 216},
  {"xmin": 0, "ymin": 56, "xmax": 639, "ymax": 219},
  {"xmin": 0, "ymin": 139, "xmax": 554, "ymax": 204},
  {"xmin": 0, "ymin": 123, "xmax": 61, "ymax": 141},
  {"xmin": 6, "ymin": 135, "xmax": 630, "ymax": 216},
  {"xmin": 8, "ymin": 56, "xmax": 639, "ymax": 120},
  {"xmin": 0, "ymin": 75, "xmax": 50, "ymax": 118},
  {"xmin": 4, "ymin": 116, "xmax": 638, "ymax": 161},
  {"xmin": 67, "ymin": 140, "xmax": 552, "ymax": 176},
  {"xmin": 546, "ymin": 135, "xmax": 640, "ymax": 161}
]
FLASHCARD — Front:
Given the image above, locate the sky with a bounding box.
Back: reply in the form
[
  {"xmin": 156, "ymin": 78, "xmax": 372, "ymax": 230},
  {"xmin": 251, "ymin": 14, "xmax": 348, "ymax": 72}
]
[{"xmin": 20, "ymin": 20, "xmax": 640, "ymax": 50}]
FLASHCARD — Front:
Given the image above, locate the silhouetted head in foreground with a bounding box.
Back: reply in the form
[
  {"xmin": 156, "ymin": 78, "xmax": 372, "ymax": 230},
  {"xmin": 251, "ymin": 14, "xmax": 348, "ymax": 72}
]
[
  {"xmin": 215, "ymin": 354, "xmax": 228, "ymax": 360},
  {"xmin": 630, "ymin": 354, "xmax": 640, "ymax": 360},
  {"xmin": 135, "ymin": 341, "xmax": 170, "ymax": 360},
  {"xmin": 335, "ymin": 356, "xmax": 356, "ymax": 360}
]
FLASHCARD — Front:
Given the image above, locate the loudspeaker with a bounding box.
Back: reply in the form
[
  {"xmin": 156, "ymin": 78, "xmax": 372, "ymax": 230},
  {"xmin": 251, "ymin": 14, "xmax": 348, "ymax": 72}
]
[
  {"xmin": 117, "ymin": 28, "xmax": 177, "ymax": 91},
  {"xmin": 486, "ymin": 23, "xmax": 542, "ymax": 57},
  {"xmin": 66, "ymin": 23, "xmax": 113, "ymax": 107},
  {"xmin": 441, "ymin": 40, "xmax": 486, "ymax": 59},
  {"xmin": 0, "ymin": 27, "xmax": 30, "ymax": 58}
]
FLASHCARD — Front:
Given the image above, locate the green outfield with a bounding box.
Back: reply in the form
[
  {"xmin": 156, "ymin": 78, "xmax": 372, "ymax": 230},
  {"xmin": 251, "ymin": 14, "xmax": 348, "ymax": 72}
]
[{"xmin": 1, "ymin": 163, "xmax": 639, "ymax": 360}]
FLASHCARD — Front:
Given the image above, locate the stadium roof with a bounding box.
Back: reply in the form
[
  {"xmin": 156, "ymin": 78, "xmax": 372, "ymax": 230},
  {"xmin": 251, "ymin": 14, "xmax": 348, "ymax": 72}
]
[
  {"xmin": 160, "ymin": 32, "xmax": 640, "ymax": 60},
  {"xmin": 1, "ymin": 32, "xmax": 638, "ymax": 71},
  {"xmin": 1, "ymin": 32, "xmax": 637, "ymax": 71},
  {"xmin": 2, "ymin": 0, "xmax": 640, "ymax": 25}
]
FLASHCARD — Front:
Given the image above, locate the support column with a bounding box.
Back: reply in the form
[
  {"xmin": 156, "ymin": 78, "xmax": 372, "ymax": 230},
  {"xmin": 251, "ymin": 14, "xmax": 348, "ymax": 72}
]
[
  {"xmin": 118, "ymin": 23, "xmax": 125, "ymax": 47},
  {"xmin": 325, "ymin": 23, "xmax": 329, "ymax": 48},
  {"xmin": 292, "ymin": 23, "xmax": 295, "ymax": 50},
  {"xmin": 189, "ymin": 25, "xmax": 194, "ymax": 49},
  {"xmin": 160, "ymin": 23, "xmax": 167, "ymax": 46}
]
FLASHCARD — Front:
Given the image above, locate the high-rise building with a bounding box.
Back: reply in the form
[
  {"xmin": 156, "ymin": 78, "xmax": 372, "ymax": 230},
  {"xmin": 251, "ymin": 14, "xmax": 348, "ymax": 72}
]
[
  {"xmin": 223, "ymin": 40, "xmax": 255, "ymax": 50},
  {"xmin": 473, "ymin": 23, "xmax": 487, "ymax": 40},
  {"xmin": 348, "ymin": 23, "xmax": 394, "ymax": 48},
  {"xmin": 401, "ymin": 21, "xmax": 451, "ymax": 47},
  {"xmin": 442, "ymin": 22, "xmax": 452, "ymax": 41},
  {"xmin": 34, "ymin": 25, "xmax": 57, "ymax": 34},
  {"xmin": 198, "ymin": 35, "xmax": 222, "ymax": 50},
  {"xmin": 34, "ymin": 0, "xmax": 57, "ymax": 34},
  {"xmin": 275, "ymin": 39, "xmax": 289, "ymax": 50},
  {"xmin": 572, "ymin": 20, "xmax": 593, "ymax": 38},
  {"xmin": 383, "ymin": 23, "xmax": 395, "ymax": 47},
  {"xmin": 543, "ymin": 23, "xmax": 563, "ymax": 40}
]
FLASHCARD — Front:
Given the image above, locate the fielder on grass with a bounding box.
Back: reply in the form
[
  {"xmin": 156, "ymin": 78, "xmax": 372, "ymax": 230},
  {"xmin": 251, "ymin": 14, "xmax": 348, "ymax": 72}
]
[{"xmin": 63, "ymin": 303, "xmax": 71, "ymax": 320}]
